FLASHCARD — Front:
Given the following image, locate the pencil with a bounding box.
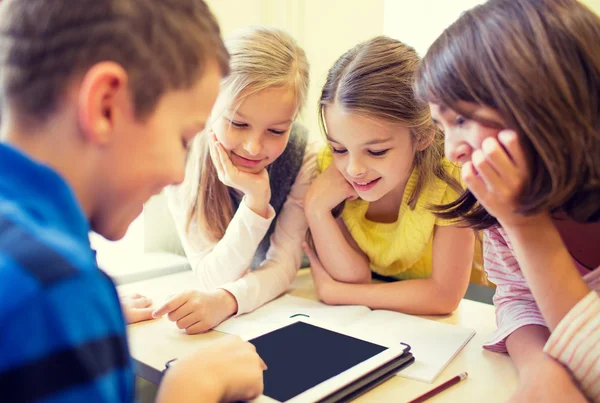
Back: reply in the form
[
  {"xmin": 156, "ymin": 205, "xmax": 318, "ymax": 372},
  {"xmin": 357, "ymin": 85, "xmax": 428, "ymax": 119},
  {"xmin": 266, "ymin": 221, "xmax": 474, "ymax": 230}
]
[{"xmin": 407, "ymin": 372, "xmax": 468, "ymax": 403}]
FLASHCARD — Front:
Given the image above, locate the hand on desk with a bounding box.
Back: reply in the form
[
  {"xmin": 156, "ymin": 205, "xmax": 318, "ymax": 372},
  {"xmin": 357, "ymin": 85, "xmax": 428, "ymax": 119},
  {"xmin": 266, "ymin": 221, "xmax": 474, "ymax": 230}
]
[
  {"xmin": 158, "ymin": 335, "xmax": 266, "ymax": 403},
  {"xmin": 508, "ymin": 354, "xmax": 587, "ymax": 403},
  {"xmin": 120, "ymin": 293, "xmax": 154, "ymax": 324},
  {"xmin": 152, "ymin": 289, "xmax": 238, "ymax": 334}
]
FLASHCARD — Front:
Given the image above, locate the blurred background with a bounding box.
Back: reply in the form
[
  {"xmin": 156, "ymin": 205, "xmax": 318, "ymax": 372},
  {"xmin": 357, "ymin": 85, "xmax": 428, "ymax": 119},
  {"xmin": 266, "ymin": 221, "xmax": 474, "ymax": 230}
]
[{"xmin": 92, "ymin": 0, "xmax": 600, "ymax": 280}]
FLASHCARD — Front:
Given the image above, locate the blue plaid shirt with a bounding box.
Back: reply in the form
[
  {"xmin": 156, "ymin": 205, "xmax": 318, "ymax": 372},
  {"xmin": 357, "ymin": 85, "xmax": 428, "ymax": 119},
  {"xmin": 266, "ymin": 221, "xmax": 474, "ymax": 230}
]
[{"xmin": 0, "ymin": 144, "xmax": 134, "ymax": 402}]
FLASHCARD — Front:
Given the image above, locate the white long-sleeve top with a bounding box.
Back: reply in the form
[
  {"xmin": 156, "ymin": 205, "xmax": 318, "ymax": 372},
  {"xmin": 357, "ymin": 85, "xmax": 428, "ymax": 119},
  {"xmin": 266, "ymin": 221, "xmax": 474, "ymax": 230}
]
[{"xmin": 167, "ymin": 141, "xmax": 319, "ymax": 315}]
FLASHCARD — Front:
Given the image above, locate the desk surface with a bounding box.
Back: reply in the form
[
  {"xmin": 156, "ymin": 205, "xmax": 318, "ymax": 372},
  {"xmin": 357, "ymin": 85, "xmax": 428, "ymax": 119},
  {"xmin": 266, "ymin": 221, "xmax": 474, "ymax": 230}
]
[{"xmin": 120, "ymin": 269, "xmax": 518, "ymax": 402}]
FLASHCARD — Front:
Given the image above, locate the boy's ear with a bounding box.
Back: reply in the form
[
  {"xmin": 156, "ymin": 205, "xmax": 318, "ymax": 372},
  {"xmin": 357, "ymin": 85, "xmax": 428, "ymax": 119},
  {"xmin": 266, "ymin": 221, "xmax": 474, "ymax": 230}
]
[
  {"xmin": 415, "ymin": 128, "xmax": 435, "ymax": 151},
  {"xmin": 77, "ymin": 62, "xmax": 130, "ymax": 145}
]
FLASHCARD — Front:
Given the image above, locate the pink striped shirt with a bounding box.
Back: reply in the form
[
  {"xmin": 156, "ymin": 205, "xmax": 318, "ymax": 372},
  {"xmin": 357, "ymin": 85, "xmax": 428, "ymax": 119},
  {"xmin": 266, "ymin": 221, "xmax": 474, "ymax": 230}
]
[{"xmin": 484, "ymin": 225, "xmax": 600, "ymax": 401}]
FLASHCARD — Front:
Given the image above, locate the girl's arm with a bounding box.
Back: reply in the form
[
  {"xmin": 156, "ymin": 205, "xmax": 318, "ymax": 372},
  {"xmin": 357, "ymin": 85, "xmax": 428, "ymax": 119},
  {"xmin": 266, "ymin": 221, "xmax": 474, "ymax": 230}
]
[
  {"xmin": 482, "ymin": 226, "xmax": 550, "ymax": 352},
  {"xmin": 153, "ymin": 144, "xmax": 319, "ymax": 332},
  {"xmin": 504, "ymin": 326, "xmax": 588, "ymax": 403},
  {"xmin": 505, "ymin": 325, "xmax": 550, "ymax": 374},
  {"xmin": 305, "ymin": 225, "xmax": 474, "ymax": 315},
  {"xmin": 167, "ymin": 186, "xmax": 274, "ymax": 290},
  {"xmin": 463, "ymin": 133, "xmax": 590, "ymax": 330},
  {"xmin": 501, "ymin": 219, "xmax": 599, "ymax": 400},
  {"xmin": 479, "ymin": 225, "xmax": 597, "ymax": 401},
  {"xmin": 217, "ymin": 141, "xmax": 320, "ymax": 315},
  {"xmin": 459, "ymin": 129, "xmax": 597, "ymax": 400},
  {"xmin": 501, "ymin": 214, "xmax": 590, "ymax": 331},
  {"xmin": 544, "ymin": 291, "xmax": 600, "ymax": 402},
  {"xmin": 307, "ymin": 212, "xmax": 371, "ymax": 284},
  {"xmin": 305, "ymin": 165, "xmax": 371, "ymax": 284}
]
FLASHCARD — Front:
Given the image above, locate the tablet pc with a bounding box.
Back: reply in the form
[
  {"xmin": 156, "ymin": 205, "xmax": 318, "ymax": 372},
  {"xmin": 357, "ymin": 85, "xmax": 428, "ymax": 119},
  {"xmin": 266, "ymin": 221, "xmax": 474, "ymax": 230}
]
[
  {"xmin": 248, "ymin": 319, "xmax": 411, "ymax": 403},
  {"xmin": 320, "ymin": 352, "xmax": 414, "ymax": 403}
]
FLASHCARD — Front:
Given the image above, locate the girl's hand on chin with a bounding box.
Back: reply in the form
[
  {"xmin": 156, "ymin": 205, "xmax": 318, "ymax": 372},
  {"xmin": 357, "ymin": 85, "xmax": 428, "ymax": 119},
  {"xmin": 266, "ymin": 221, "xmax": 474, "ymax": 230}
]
[
  {"xmin": 209, "ymin": 130, "xmax": 271, "ymax": 216},
  {"xmin": 305, "ymin": 165, "xmax": 357, "ymax": 215},
  {"xmin": 463, "ymin": 130, "xmax": 531, "ymax": 227}
]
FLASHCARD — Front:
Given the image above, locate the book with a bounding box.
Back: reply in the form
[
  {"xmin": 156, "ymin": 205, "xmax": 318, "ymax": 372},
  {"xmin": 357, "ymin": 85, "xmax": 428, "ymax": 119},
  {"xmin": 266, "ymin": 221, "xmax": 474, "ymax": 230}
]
[{"xmin": 215, "ymin": 295, "xmax": 475, "ymax": 383}]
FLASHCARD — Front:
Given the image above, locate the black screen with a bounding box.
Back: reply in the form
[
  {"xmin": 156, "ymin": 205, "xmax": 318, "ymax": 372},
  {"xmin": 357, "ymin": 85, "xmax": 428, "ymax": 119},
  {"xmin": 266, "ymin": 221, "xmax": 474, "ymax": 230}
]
[{"xmin": 249, "ymin": 321, "xmax": 387, "ymax": 402}]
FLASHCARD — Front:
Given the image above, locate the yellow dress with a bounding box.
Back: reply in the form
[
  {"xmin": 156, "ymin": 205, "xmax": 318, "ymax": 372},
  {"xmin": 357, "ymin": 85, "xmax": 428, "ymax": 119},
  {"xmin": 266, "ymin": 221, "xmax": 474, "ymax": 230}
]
[{"xmin": 318, "ymin": 148, "xmax": 485, "ymax": 282}]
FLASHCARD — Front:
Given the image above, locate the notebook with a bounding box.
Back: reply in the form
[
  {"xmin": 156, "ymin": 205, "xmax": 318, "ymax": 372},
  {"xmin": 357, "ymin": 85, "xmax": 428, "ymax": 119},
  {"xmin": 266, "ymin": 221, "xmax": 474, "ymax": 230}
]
[{"xmin": 215, "ymin": 295, "xmax": 475, "ymax": 383}]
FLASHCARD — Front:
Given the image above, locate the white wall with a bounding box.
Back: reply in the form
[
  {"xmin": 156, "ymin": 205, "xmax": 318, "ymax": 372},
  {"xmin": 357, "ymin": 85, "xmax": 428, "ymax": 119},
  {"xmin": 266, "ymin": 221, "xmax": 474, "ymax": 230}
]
[
  {"xmin": 581, "ymin": 0, "xmax": 600, "ymax": 13},
  {"xmin": 93, "ymin": 0, "xmax": 486, "ymax": 265},
  {"xmin": 383, "ymin": 0, "xmax": 486, "ymax": 56},
  {"xmin": 97, "ymin": 0, "xmax": 600, "ymax": 271},
  {"xmin": 384, "ymin": 0, "xmax": 600, "ymax": 55},
  {"xmin": 93, "ymin": 0, "xmax": 493, "ymax": 265},
  {"xmin": 94, "ymin": 0, "xmax": 387, "ymax": 263},
  {"xmin": 294, "ymin": 0, "xmax": 385, "ymax": 140},
  {"xmin": 206, "ymin": 0, "xmax": 385, "ymax": 140}
]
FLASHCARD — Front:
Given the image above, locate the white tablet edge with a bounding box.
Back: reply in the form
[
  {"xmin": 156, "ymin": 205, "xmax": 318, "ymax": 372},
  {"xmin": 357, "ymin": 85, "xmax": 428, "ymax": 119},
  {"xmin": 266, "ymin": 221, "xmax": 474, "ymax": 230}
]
[{"xmin": 246, "ymin": 318, "xmax": 407, "ymax": 403}]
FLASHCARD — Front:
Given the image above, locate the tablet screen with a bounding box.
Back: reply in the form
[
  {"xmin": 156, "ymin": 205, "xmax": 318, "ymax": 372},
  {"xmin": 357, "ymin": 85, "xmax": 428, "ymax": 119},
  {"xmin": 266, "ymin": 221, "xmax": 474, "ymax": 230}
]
[{"xmin": 249, "ymin": 321, "xmax": 387, "ymax": 402}]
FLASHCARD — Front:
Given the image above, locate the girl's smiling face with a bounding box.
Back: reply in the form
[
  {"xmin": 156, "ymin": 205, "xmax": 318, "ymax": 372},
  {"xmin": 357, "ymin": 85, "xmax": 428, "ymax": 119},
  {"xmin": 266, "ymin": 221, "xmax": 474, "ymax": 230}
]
[
  {"xmin": 324, "ymin": 102, "xmax": 419, "ymax": 202},
  {"xmin": 212, "ymin": 86, "xmax": 297, "ymax": 173}
]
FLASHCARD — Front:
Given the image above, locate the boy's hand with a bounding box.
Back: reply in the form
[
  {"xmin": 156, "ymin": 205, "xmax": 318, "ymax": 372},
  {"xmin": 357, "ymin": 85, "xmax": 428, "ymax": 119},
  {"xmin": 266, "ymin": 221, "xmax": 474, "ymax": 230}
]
[
  {"xmin": 209, "ymin": 130, "xmax": 271, "ymax": 217},
  {"xmin": 305, "ymin": 165, "xmax": 357, "ymax": 216},
  {"xmin": 302, "ymin": 242, "xmax": 340, "ymax": 305},
  {"xmin": 463, "ymin": 131, "xmax": 530, "ymax": 227},
  {"xmin": 120, "ymin": 293, "xmax": 154, "ymax": 324},
  {"xmin": 152, "ymin": 289, "xmax": 238, "ymax": 334},
  {"xmin": 508, "ymin": 355, "xmax": 587, "ymax": 403},
  {"xmin": 159, "ymin": 336, "xmax": 266, "ymax": 402}
]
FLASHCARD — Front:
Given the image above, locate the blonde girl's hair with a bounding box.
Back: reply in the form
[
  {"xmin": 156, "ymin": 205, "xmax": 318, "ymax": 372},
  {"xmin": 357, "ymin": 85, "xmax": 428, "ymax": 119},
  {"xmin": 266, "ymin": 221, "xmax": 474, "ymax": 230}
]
[{"xmin": 180, "ymin": 26, "xmax": 309, "ymax": 241}]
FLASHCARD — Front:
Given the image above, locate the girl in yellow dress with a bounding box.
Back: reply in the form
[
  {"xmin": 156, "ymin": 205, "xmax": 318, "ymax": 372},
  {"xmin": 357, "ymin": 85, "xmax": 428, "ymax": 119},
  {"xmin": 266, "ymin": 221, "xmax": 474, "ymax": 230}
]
[{"xmin": 303, "ymin": 36, "xmax": 480, "ymax": 315}]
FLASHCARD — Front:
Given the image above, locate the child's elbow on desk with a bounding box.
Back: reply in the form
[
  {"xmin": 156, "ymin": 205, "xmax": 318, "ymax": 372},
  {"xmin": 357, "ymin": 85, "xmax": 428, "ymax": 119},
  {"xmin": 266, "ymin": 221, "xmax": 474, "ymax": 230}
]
[
  {"xmin": 429, "ymin": 293, "xmax": 462, "ymax": 315},
  {"xmin": 329, "ymin": 266, "xmax": 372, "ymax": 285},
  {"xmin": 343, "ymin": 271, "xmax": 372, "ymax": 285}
]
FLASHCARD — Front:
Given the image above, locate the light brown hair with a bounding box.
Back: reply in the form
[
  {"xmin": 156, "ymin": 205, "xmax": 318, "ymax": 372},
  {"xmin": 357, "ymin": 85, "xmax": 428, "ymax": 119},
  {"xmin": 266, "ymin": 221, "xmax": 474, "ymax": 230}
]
[
  {"xmin": 0, "ymin": 0, "xmax": 229, "ymax": 124},
  {"xmin": 319, "ymin": 36, "xmax": 462, "ymax": 218},
  {"xmin": 415, "ymin": 0, "xmax": 600, "ymax": 229},
  {"xmin": 180, "ymin": 26, "xmax": 309, "ymax": 241}
]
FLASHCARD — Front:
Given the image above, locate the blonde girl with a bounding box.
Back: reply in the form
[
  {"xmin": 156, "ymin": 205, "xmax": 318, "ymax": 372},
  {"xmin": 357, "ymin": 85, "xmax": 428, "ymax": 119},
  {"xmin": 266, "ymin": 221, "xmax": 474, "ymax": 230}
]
[{"xmin": 153, "ymin": 26, "xmax": 316, "ymax": 334}]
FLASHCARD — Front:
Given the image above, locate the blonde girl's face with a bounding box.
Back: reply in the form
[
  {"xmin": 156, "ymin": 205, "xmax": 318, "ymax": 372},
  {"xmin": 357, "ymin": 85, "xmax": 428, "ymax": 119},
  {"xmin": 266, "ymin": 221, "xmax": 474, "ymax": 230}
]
[
  {"xmin": 324, "ymin": 103, "xmax": 417, "ymax": 203},
  {"xmin": 212, "ymin": 86, "xmax": 298, "ymax": 173},
  {"xmin": 429, "ymin": 102, "xmax": 505, "ymax": 166}
]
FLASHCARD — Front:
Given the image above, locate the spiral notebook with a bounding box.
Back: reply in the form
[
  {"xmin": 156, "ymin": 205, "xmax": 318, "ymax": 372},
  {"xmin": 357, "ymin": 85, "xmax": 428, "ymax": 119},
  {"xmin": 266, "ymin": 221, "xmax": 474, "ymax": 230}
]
[{"xmin": 216, "ymin": 295, "xmax": 475, "ymax": 383}]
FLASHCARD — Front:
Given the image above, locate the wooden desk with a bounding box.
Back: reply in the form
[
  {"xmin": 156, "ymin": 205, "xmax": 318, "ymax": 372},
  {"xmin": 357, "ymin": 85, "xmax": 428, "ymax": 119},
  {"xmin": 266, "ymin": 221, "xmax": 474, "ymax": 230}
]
[{"xmin": 120, "ymin": 269, "xmax": 518, "ymax": 402}]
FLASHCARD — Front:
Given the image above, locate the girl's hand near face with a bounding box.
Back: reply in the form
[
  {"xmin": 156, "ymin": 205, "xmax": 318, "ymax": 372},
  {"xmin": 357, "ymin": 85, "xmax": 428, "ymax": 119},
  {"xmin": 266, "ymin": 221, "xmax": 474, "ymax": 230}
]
[
  {"xmin": 209, "ymin": 130, "xmax": 271, "ymax": 218},
  {"xmin": 463, "ymin": 130, "xmax": 531, "ymax": 227},
  {"xmin": 305, "ymin": 165, "xmax": 358, "ymax": 217}
]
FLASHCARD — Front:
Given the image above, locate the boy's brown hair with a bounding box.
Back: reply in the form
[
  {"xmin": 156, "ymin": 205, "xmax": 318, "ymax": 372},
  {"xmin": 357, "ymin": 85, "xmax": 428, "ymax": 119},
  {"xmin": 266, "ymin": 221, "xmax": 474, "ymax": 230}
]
[
  {"xmin": 0, "ymin": 0, "xmax": 229, "ymax": 124},
  {"xmin": 415, "ymin": 0, "xmax": 600, "ymax": 229}
]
